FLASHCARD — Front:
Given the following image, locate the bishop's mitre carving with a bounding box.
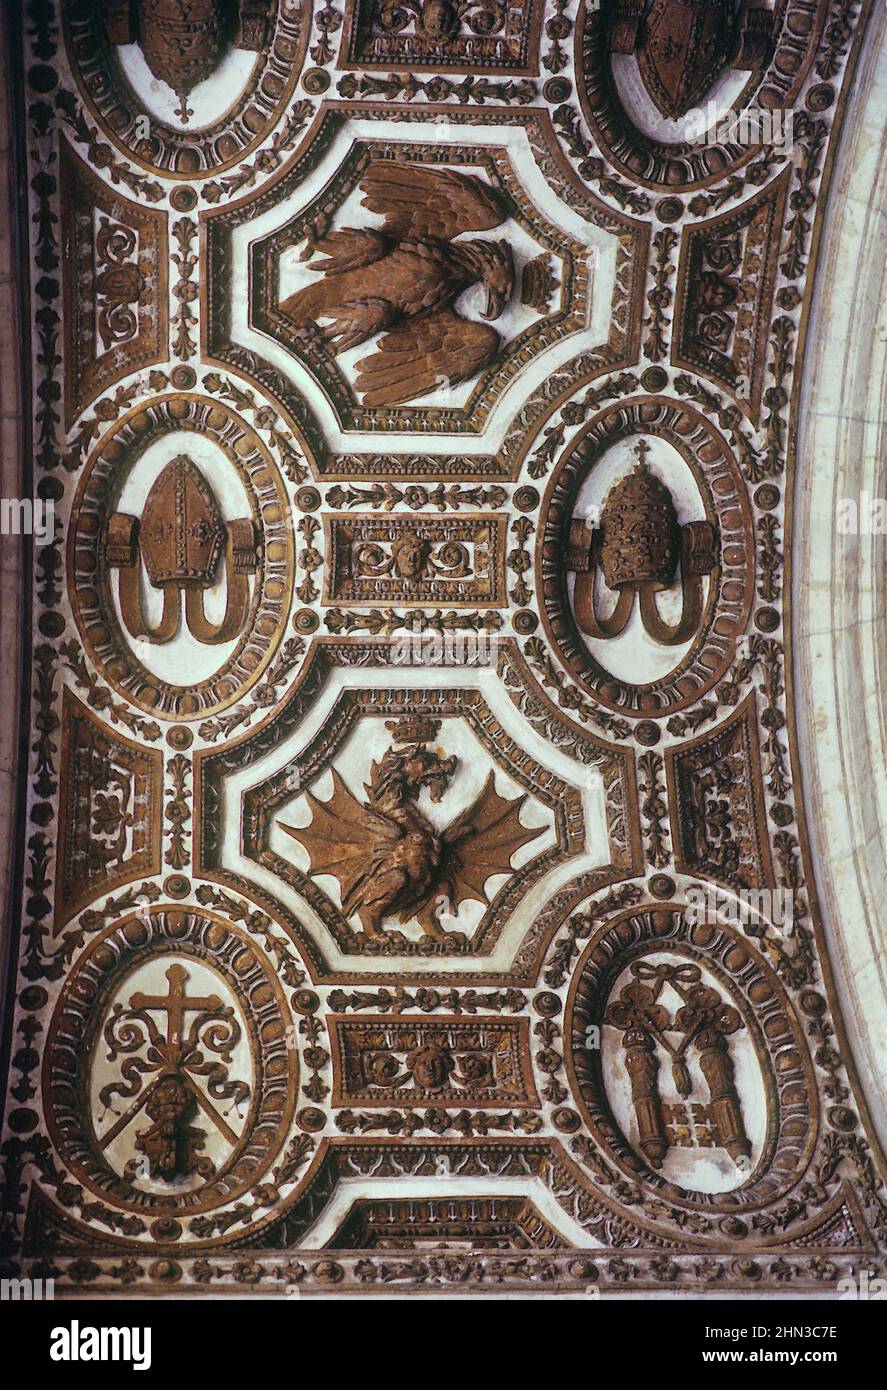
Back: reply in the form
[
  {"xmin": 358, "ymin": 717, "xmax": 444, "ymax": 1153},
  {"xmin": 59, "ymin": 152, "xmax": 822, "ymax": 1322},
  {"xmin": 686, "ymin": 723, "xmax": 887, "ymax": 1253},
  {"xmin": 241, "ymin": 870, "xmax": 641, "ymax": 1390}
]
[{"xmin": 104, "ymin": 455, "xmax": 258, "ymax": 645}]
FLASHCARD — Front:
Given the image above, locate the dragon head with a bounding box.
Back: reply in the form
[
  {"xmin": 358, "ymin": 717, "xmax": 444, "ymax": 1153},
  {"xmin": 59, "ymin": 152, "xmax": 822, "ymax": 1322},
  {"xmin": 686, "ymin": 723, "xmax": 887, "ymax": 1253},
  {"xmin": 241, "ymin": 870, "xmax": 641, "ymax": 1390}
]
[
  {"xmin": 402, "ymin": 746, "xmax": 458, "ymax": 803},
  {"xmin": 373, "ymin": 744, "xmax": 457, "ymax": 806}
]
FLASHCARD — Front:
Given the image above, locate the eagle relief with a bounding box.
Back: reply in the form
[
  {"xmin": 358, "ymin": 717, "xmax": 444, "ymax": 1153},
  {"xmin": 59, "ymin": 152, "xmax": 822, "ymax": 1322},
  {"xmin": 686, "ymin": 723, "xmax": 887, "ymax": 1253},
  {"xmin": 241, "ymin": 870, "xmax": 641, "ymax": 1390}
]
[
  {"xmin": 278, "ymin": 717, "xmax": 544, "ymax": 947},
  {"xmin": 279, "ymin": 162, "xmax": 516, "ymax": 407}
]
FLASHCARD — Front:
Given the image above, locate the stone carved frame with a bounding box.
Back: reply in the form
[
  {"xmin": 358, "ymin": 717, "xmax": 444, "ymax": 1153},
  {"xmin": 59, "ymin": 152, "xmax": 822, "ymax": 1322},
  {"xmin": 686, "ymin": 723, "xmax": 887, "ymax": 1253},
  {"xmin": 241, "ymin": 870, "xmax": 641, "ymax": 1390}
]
[{"xmin": 0, "ymin": 0, "xmax": 884, "ymax": 1301}]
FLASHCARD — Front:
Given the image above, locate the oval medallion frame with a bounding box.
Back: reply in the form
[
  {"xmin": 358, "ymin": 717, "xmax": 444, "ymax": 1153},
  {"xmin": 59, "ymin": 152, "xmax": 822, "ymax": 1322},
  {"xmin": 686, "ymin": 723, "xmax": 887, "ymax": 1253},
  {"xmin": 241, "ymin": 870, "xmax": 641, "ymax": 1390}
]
[
  {"xmin": 538, "ymin": 397, "xmax": 754, "ymax": 716},
  {"xmin": 62, "ymin": 0, "xmax": 310, "ymax": 179},
  {"xmin": 43, "ymin": 906, "xmax": 298, "ymax": 1219},
  {"xmin": 565, "ymin": 905, "xmax": 817, "ymax": 1212},
  {"xmin": 68, "ymin": 393, "xmax": 295, "ymax": 719},
  {"xmin": 575, "ymin": 0, "xmax": 830, "ymax": 191}
]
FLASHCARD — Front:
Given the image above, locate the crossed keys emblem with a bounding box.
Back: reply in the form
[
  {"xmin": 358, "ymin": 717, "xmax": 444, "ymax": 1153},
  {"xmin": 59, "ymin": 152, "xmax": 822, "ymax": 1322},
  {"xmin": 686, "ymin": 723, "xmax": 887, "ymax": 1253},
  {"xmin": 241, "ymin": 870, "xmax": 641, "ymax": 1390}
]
[
  {"xmin": 605, "ymin": 960, "xmax": 751, "ymax": 1172},
  {"xmin": 98, "ymin": 964, "xmax": 250, "ymax": 1182}
]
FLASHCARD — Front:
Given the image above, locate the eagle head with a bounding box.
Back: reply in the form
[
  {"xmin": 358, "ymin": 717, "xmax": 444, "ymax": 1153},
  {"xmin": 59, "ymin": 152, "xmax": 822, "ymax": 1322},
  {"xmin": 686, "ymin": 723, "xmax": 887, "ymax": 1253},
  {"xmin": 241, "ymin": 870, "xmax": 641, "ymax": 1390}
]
[{"xmin": 463, "ymin": 238, "xmax": 514, "ymax": 321}]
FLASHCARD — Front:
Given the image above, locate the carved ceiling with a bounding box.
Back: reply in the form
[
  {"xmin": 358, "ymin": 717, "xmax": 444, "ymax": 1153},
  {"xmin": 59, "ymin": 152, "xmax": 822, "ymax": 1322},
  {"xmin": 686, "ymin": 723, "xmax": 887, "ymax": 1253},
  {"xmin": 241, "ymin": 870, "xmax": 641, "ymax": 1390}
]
[{"xmin": 0, "ymin": 0, "xmax": 884, "ymax": 1299}]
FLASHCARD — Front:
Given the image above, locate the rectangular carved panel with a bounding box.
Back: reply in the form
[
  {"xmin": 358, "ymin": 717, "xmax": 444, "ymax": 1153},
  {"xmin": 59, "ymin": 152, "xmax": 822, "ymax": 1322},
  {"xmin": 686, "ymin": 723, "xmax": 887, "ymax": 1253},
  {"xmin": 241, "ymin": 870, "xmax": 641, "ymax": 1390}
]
[
  {"xmin": 324, "ymin": 514, "xmax": 506, "ymax": 605},
  {"xmin": 339, "ymin": 0, "xmax": 544, "ymax": 74},
  {"xmin": 330, "ymin": 1015, "xmax": 538, "ymax": 1105},
  {"xmin": 59, "ymin": 137, "xmax": 168, "ymax": 427},
  {"xmin": 55, "ymin": 689, "xmax": 163, "ymax": 930}
]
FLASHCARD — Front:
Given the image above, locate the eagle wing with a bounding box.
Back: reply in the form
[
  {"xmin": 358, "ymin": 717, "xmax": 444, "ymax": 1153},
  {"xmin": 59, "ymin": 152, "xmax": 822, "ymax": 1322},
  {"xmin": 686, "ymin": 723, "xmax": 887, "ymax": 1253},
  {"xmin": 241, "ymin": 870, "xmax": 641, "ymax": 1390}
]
[
  {"xmin": 440, "ymin": 771, "xmax": 546, "ymax": 910},
  {"xmin": 278, "ymin": 768, "xmax": 400, "ymax": 905},
  {"xmin": 301, "ymin": 228, "xmax": 391, "ymax": 275},
  {"xmin": 279, "ymin": 230, "xmax": 394, "ymax": 339},
  {"xmin": 359, "ymin": 163, "xmax": 507, "ymax": 241},
  {"xmin": 354, "ymin": 309, "xmax": 500, "ymax": 407}
]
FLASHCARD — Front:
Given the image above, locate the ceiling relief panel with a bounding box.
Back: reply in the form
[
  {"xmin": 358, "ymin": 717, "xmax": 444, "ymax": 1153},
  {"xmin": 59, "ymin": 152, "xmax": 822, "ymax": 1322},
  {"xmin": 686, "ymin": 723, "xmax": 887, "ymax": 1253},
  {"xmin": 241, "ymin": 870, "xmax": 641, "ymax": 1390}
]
[
  {"xmin": 203, "ymin": 113, "xmax": 649, "ymax": 467},
  {"xmin": 67, "ymin": 393, "xmax": 295, "ymax": 717},
  {"xmin": 567, "ymin": 906, "xmax": 816, "ymax": 1205},
  {"xmin": 194, "ymin": 657, "xmax": 634, "ymax": 971},
  {"xmin": 59, "ymin": 136, "xmax": 169, "ymax": 425},
  {"xmin": 43, "ymin": 906, "xmax": 299, "ymax": 1224},
  {"xmin": 338, "ymin": 0, "xmax": 545, "ymax": 74},
  {"xmin": 55, "ymin": 688, "xmax": 164, "ymax": 931},
  {"xmin": 540, "ymin": 400, "xmax": 753, "ymax": 714},
  {"xmin": 249, "ymin": 149, "xmax": 590, "ymax": 425},
  {"xmin": 1, "ymin": 0, "xmax": 884, "ymax": 1301},
  {"xmin": 576, "ymin": 0, "xmax": 829, "ymax": 189},
  {"xmin": 63, "ymin": 0, "xmax": 310, "ymax": 176}
]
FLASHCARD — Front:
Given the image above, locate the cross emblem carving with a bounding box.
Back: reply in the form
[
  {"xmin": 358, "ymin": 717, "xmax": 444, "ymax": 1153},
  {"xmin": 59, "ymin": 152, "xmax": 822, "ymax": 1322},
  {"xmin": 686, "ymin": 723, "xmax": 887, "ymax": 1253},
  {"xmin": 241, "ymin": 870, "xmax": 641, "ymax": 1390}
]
[{"xmin": 129, "ymin": 964, "xmax": 223, "ymax": 1062}]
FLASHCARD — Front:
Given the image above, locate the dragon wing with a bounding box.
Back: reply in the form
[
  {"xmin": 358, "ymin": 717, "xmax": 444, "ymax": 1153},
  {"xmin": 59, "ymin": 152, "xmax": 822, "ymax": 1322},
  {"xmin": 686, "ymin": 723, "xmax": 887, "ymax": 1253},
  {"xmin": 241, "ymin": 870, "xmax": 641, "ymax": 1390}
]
[
  {"xmin": 354, "ymin": 309, "xmax": 500, "ymax": 407},
  {"xmin": 359, "ymin": 163, "xmax": 507, "ymax": 241},
  {"xmin": 441, "ymin": 771, "xmax": 546, "ymax": 909},
  {"xmin": 278, "ymin": 768, "xmax": 400, "ymax": 904}
]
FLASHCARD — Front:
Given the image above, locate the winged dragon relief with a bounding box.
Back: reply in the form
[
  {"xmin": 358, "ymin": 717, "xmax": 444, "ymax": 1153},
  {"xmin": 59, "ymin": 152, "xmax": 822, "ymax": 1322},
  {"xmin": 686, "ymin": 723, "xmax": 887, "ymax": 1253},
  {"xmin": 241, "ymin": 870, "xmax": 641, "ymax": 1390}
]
[
  {"xmin": 279, "ymin": 163, "xmax": 515, "ymax": 407},
  {"xmin": 278, "ymin": 721, "xmax": 544, "ymax": 946}
]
